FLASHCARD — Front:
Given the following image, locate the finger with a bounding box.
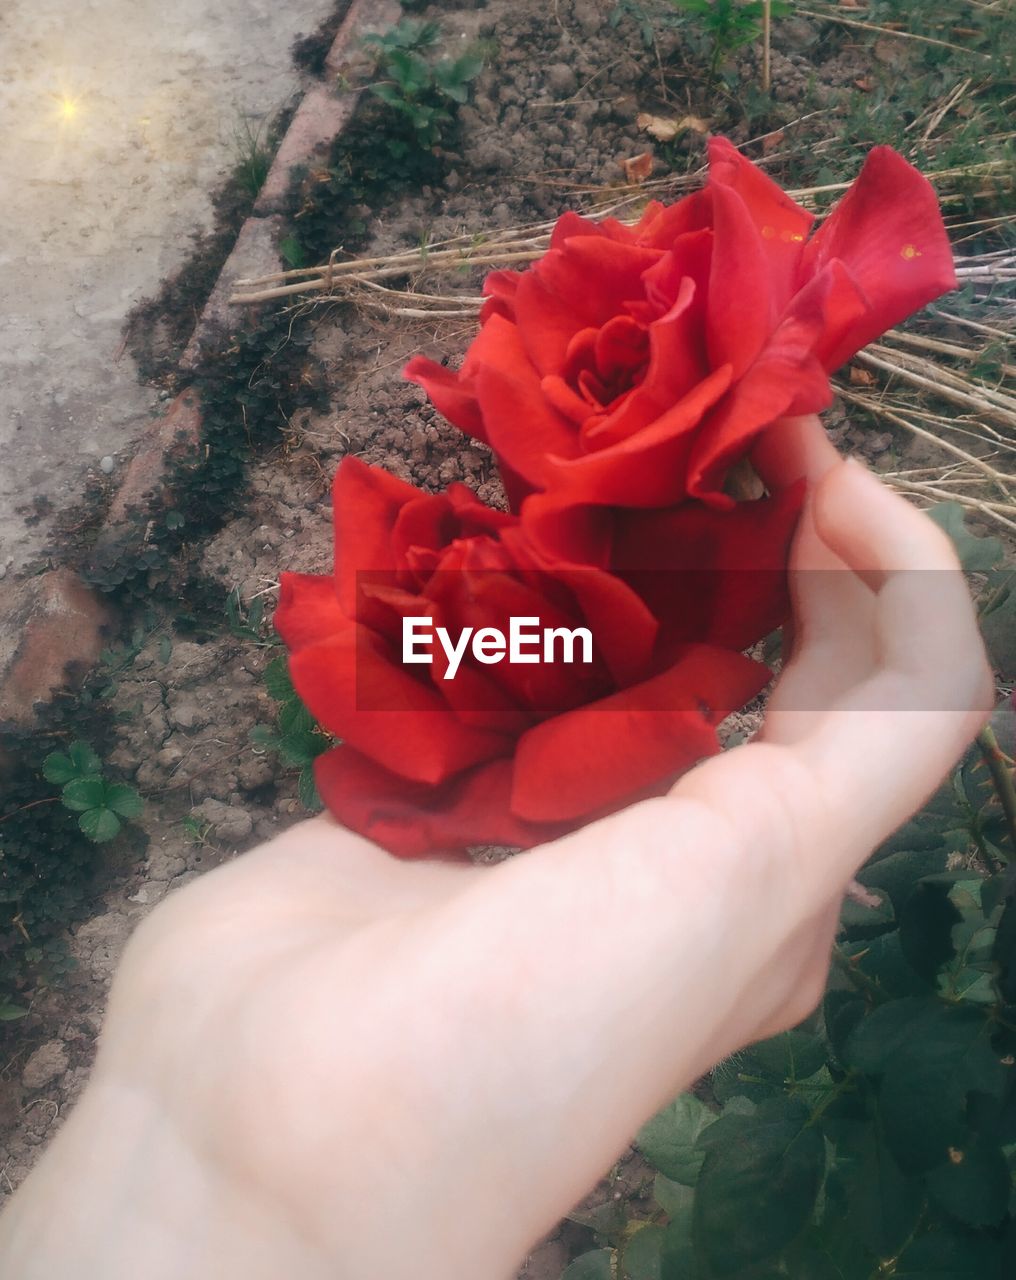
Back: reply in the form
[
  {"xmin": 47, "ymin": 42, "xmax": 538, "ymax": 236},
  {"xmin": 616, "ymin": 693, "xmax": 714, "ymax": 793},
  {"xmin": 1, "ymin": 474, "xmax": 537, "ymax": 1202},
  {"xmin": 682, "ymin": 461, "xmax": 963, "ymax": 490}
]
[
  {"xmin": 752, "ymin": 413, "xmax": 842, "ymax": 492},
  {"xmin": 813, "ymin": 458, "xmax": 990, "ymax": 687},
  {"xmin": 781, "ymin": 459, "xmax": 994, "ymax": 859},
  {"xmin": 763, "ymin": 469, "xmax": 877, "ymax": 743}
]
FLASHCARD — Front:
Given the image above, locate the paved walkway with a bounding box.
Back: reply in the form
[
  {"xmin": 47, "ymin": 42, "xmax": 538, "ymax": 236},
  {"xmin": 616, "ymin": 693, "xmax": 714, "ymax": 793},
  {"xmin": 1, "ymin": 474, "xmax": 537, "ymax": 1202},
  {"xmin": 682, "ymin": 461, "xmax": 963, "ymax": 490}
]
[{"xmin": 0, "ymin": 0, "xmax": 337, "ymax": 577}]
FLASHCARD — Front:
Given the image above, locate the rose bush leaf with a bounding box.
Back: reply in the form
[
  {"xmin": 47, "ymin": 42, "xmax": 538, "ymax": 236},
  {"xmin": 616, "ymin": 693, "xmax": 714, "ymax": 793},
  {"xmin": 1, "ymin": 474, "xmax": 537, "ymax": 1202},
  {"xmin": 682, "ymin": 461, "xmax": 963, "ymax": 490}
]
[
  {"xmin": 637, "ymin": 1093, "xmax": 715, "ymax": 1185},
  {"xmin": 925, "ymin": 1136, "xmax": 1010, "ymax": 1227},
  {"xmin": 691, "ymin": 1096, "xmax": 825, "ymax": 1273}
]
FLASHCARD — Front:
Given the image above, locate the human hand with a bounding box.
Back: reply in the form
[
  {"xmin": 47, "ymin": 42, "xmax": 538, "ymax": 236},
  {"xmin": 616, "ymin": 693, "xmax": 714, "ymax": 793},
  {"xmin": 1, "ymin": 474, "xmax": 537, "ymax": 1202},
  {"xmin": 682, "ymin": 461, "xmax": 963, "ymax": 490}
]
[{"xmin": 0, "ymin": 417, "xmax": 994, "ymax": 1280}]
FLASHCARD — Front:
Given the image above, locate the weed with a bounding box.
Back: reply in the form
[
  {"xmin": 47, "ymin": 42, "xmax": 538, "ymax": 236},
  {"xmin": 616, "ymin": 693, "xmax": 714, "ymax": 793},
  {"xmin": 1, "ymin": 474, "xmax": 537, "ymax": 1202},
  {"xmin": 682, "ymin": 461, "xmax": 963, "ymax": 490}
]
[
  {"xmin": 43, "ymin": 742, "xmax": 144, "ymax": 845},
  {"xmin": 250, "ymin": 654, "xmax": 330, "ymax": 811},
  {"xmin": 230, "ymin": 117, "xmax": 271, "ymax": 200},
  {"xmin": 364, "ymin": 19, "xmax": 484, "ymax": 158},
  {"xmin": 670, "ymin": 0, "xmax": 792, "ymax": 86}
]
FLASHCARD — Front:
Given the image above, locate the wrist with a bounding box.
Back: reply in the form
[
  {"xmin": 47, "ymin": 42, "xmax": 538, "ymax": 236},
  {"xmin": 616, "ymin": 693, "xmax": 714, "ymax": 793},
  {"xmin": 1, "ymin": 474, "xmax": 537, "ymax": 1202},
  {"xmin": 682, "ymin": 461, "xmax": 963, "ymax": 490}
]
[{"xmin": 0, "ymin": 1075, "xmax": 332, "ymax": 1280}]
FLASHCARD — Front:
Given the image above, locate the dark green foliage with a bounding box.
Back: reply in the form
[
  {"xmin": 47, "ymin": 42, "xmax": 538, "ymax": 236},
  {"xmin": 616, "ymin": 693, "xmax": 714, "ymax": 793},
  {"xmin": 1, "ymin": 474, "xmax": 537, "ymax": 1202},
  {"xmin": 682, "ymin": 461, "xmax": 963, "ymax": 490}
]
[
  {"xmin": 364, "ymin": 19, "xmax": 484, "ymax": 156},
  {"xmin": 43, "ymin": 741, "xmax": 143, "ymax": 845},
  {"xmin": 567, "ymin": 726, "xmax": 1016, "ymax": 1279},
  {"xmin": 0, "ymin": 744, "xmax": 102, "ymax": 1019},
  {"xmin": 564, "ymin": 509, "xmax": 1016, "ymax": 1280},
  {"xmin": 669, "ymin": 0, "xmax": 791, "ymax": 83},
  {"xmin": 250, "ymin": 654, "xmax": 331, "ymax": 811},
  {"xmin": 285, "ymin": 21, "xmax": 482, "ymax": 268}
]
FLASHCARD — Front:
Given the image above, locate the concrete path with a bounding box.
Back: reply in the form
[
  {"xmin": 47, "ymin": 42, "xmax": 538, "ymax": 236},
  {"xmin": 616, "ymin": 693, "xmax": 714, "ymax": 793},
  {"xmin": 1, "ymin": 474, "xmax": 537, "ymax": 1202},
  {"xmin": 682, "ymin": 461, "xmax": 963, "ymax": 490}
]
[{"xmin": 0, "ymin": 0, "xmax": 338, "ymax": 578}]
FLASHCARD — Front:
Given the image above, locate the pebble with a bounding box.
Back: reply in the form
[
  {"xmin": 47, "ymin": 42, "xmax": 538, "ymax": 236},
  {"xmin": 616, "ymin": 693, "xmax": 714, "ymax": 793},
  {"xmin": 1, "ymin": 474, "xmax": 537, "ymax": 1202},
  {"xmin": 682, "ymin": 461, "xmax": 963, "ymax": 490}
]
[
  {"xmin": 21, "ymin": 1041, "xmax": 69, "ymax": 1091},
  {"xmin": 99, "ymin": 455, "xmax": 115, "ymax": 474}
]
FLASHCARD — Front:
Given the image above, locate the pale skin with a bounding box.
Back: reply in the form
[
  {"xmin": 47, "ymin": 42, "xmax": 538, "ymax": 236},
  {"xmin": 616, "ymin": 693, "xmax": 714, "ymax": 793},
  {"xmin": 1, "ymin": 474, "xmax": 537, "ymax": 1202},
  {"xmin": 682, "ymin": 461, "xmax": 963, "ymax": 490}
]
[{"xmin": 0, "ymin": 416, "xmax": 995, "ymax": 1279}]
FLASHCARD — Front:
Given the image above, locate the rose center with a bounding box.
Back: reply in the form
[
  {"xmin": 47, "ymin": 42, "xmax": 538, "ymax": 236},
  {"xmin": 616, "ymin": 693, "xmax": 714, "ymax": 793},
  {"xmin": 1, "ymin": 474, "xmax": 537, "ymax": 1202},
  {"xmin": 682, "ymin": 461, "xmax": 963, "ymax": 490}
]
[{"xmin": 564, "ymin": 314, "xmax": 649, "ymax": 410}]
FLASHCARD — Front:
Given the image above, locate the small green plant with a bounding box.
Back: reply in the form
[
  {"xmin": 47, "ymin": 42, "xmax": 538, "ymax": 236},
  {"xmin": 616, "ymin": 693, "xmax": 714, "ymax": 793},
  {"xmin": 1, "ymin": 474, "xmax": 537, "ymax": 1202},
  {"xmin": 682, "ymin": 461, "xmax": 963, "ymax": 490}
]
[
  {"xmin": 226, "ymin": 586, "xmax": 273, "ymax": 646},
  {"xmin": 670, "ymin": 0, "xmax": 790, "ymax": 85},
  {"xmin": 43, "ymin": 742, "xmax": 143, "ymax": 844},
  {"xmin": 231, "ymin": 116, "xmax": 271, "ymax": 200},
  {"xmin": 250, "ymin": 655, "xmax": 331, "ymax": 810},
  {"xmin": 364, "ymin": 19, "xmax": 484, "ymax": 157}
]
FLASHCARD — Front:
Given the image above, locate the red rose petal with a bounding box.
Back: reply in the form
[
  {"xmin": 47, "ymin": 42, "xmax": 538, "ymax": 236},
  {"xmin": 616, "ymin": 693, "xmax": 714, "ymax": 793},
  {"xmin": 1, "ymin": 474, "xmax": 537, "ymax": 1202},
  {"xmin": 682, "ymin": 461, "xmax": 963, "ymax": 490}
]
[
  {"xmin": 687, "ymin": 261, "xmax": 868, "ymax": 502},
  {"xmin": 798, "ymin": 146, "xmax": 957, "ymax": 370},
  {"xmin": 511, "ymin": 645, "xmax": 770, "ymax": 821},
  {"xmin": 586, "ymin": 274, "xmax": 706, "ymax": 447},
  {"xmin": 479, "ymin": 269, "xmax": 521, "ymax": 323},
  {"xmin": 541, "ymin": 364, "xmax": 733, "ymax": 507},
  {"xmin": 514, "ymin": 270, "xmax": 586, "ymax": 376},
  {"xmin": 706, "ymin": 183, "xmax": 774, "ymax": 379},
  {"xmin": 472, "ymin": 315, "xmax": 582, "ymax": 488},
  {"xmin": 403, "ymin": 355, "xmax": 486, "ymax": 439},
  {"xmin": 274, "ymin": 572, "xmax": 350, "ymax": 654},
  {"xmin": 333, "ymin": 457, "xmax": 423, "ymax": 610},
  {"xmin": 289, "ymin": 625, "xmax": 509, "ymax": 784},
  {"xmin": 315, "ymin": 748, "xmax": 562, "ymax": 856},
  {"xmin": 708, "ymin": 136, "xmax": 813, "ymax": 313},
  {"xmin": 612, "ymin": 482, "xmax": 805, "ymax": 651},
  {"xmin": 537, "ymin": 237, "xmax": 663, "ymax": 329},
  {"xmin": 633, "ymin": 190, "xmax": 712, "ymax": 248}
]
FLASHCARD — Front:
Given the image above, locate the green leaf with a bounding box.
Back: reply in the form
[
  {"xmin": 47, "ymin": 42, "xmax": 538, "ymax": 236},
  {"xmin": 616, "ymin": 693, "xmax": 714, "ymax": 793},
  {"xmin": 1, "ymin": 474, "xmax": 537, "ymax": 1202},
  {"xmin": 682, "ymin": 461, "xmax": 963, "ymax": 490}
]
[
  {"xmin": 278, "ymin": 699, "xmax": 313, "ymax": 737},
  {"xmin": 298, "ymin": 764, "xmax": 322, "ymax": 812},
  {"xmin": 653, "ymin": 1174, "xmax": 694, "ymax": 1223},
  {"xmin": 79, "ymin": 807, "xmax": 121, "ymax": 843},
  {"xmin": 105, "ymin": 784, "xmax": 143, "ymax": 820},
  {"xmin": 857, "ymin": 845, "xmax": 950, "ymax": 912},
  {"xmin": 843, "ymin": 1124, "xmax": 924, "ymax": 1256},
  {"xmin": 660, "ymin": 1219, "xmax": 699, "ymax": 1280},
  {"xmin": 899, "ymin": 882, "xmax": 961, "ymax": 981},
  {"xmin": 840, "ymin": 884, "xmax": 895, "ymax": 934},
  {"xmin": 751, "ymin": 1029, "xmax": 827, "ymax": 1083},
  {"xmin": 61, "ymin": 777, "xmax": 108, "ymax": 812},
  {"xmin": 561, "ymin": 1249, "xmax": 614, "ymax": 1280},
  {"xmin": 927, "ymin": 503, "xmax": 1003, "ymax": 571},
  {"xmin": 638, "ymin": 1093, "xmax": 715, "ymax": 1185},
  {"xmin": 43, "ymin": 751, "xmax": 76, "ymax": 784},
  {"xmin": 692, "ymin": 1097, "xmax": 825, "ymax": 1274},
  {"xmin": 838, "ymin": 932, "xmax": 927, "ymax": 998},
  {"xmin": 823, "ymin": 990, "xmax": 866, "ymax": 1068},
  {"xmin": 894, "ymin": 1231, "xmax": 1001, "ymax": 1277},
  {"xmin": 925, "ymin": 1136, "xmax": 1010, "ymax": 1227},
  {"xmin": 0, "ymin": 1001, "xmax": 29, "ymax": 1021},
  {"xmin": 980, "ymin": 576, "xmax": 1016, "ymax": 680},
  {"xmin": 623, "ymin": 1224, "xmax": 665, "ymax": 1280},
  {"xmin": 280, "ymin": 730, "xmax": 327, "ymax": 768},
  {"xmin": 69, "ymin": 740, "xmax": 103, "ymax": 777},
  {"xmin": 43, "ymin": 741, "xmax": 101, "ymax": 784},
  {"xmin": 261, "ymin": 655, "xmax": 293, "ymax": 696}
]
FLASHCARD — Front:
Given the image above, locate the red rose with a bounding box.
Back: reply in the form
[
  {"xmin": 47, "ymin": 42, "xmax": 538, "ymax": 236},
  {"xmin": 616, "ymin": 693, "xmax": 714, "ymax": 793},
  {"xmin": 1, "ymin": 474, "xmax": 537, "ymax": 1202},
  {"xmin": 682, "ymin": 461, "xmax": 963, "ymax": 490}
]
[
  {"xmin": 404, "ymin": 138, "xmax": 955, "ymax": 513},
  {"xmin": 274, "ymin": 456, "xmax": 794, "ymax": 856}
]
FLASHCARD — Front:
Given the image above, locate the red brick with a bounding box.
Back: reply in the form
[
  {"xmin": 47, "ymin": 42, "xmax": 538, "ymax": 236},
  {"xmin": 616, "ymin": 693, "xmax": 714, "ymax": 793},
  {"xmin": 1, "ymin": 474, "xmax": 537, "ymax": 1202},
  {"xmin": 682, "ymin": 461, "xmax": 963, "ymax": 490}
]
[
  {"xmin": 180, "ymin": 215, "xmax": 284, "ymax": 370},
  {"xmin": 0, "ymin": 569, "xmax": 114, "ymax": 730},
  {"xmin": 103, "ymin": 389, "xmax": 203, "ymax": 529},
  {"xmin": 254, "ymin": 86, "xmax": 359, "ymax": 216},
  {"xmin": 325, "ymin": 0, "xmax": 403, "ymax": 78}
]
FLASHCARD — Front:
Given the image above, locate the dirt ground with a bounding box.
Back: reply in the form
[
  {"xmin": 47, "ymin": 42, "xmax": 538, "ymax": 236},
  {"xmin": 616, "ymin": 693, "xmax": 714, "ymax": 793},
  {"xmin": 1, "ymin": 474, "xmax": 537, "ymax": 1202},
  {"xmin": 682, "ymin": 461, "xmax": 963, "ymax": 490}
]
[
  {"xmin": 0, "ymin": 0, "xmax": 339, "ymax": 580},
  {"xmin": 1, "ymin": 0, "xmax": 1010, "ymax": 1272}
]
